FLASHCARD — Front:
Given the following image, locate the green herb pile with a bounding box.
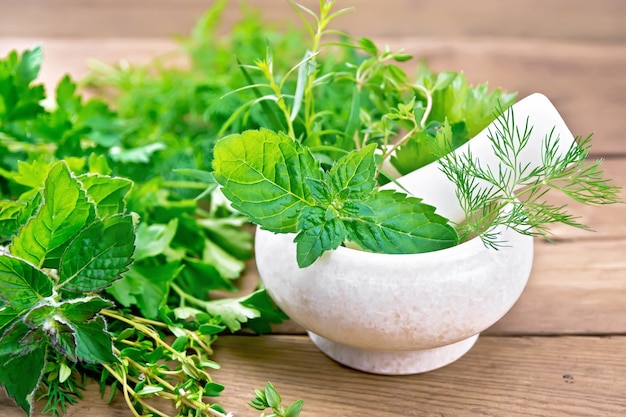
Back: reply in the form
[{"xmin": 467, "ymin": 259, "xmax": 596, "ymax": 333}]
[
  {"xmin": 0, "ymin": 1, "xmax": 310, "ymax": 416},
  {"xmin": 1, "ymin": 0, "xmax": 621, "ymax": 416}
]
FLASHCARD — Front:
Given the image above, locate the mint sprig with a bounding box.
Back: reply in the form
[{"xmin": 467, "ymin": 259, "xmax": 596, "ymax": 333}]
[
  {"xmin": 212, "ymin": 129, "xmax": 459, "ymax": 267},
  {"xmin": 0, "ymin": 161, "xmax": 136, "ymax": 415}
]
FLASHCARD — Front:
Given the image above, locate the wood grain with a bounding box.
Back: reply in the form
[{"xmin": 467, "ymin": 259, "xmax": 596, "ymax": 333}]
[
  {"xmin": 4, "ymin": 335, "xmax": 625, "ymax": 417},
  {"xmin": 2, "ymin": 0, "xmax": 626, "ymax": 42},
  {"xmin": 1, "ymin": 1, "xmax": 625, "ymax": 416},
  {"xmin": 487, "ymin": 237, "xmax": 626, "ymax": 335},
  {"xmin": 210, "ymin": 335, "xmax": 626, "ymax": 417}
]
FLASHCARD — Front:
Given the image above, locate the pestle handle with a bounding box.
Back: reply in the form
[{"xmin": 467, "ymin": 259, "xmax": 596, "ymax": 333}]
[{"xmin": 383, "ymin": 93, "xmax": 578, "ymax": 223}]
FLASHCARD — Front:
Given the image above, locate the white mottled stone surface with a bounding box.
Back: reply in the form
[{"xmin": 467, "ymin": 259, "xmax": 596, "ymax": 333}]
[
  {"xmin": 308, "ymin": 332, "xmax": 480, "ymax": 375},
  {"xmin": 255, "ymin": 224, "xmax": 534, "ymax": 374}
]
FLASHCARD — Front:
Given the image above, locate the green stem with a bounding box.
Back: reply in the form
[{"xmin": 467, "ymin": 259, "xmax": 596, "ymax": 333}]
[{"xmin": 102, "ymin": 310, "xmax": 189, "ymax": 365}]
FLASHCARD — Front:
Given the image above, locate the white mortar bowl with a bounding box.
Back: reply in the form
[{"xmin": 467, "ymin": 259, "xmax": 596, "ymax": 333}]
[
  {"xmin": 255, "ymin": 225, "xmax": 533, "ymax": 375},
  {"xmin": 254, "ymin": 94, "xmax": 574, "ymax": 374}
]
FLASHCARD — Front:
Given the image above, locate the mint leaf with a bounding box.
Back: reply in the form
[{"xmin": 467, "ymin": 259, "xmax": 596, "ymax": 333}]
[
  {"xmin": 304, "ymin": 177, "xmax": 333, "ymax": 206},
  {"xmin": 212, "ymin": 129, "xmax": 322, "ymax": 233},
  {"xmin": 69, "ymin": 316, "xmax": 117, "ymax": 364},
  {"xmin": 9, "ymin": 161, "xmax": 95, "ymax": 267},
  {"xmin": 22, "ymin": 304, "xmax": 54, "ymax": 327},
  {"xmin": 77, "ymin": 173, "xmax": 132, "ymax": 217},
  {"xmin": 0, "ymin": 201, "xmax": 24, "ymax": 240},
  {"xmin": 0, "ymin": 304, "xmax": 22, "ymax": 334},
  {"xmin": 59, "ymin": 296, "xmax": 113, "ymax": 322},
  {"xmin": 22, "ymin": 306, "xmax": 78, "ymax": 361},
  {"xmin": 0, "ymin": 346, "xmax": 46, "ymax": 415},
  {"xmin": 58, "ymin": 214, "xmax": 135, "ymax": 292},
  {"xmin": 0, "ymin": 319, "xmax": 39, "ymax": 357},
  {"xmin": 294, "ymin": 206, "xmax": 347, "ymax": 268},
  {"xmin": 344, "ymin": 190, "xmax": 458, "ymax": 253},
  {"xmin": 327, "ymin": 143, "xmax": 377, "ymax": 198},
  {"xmin": 0, "ymin": 255, "xmax": 52, "ymax": 311}
]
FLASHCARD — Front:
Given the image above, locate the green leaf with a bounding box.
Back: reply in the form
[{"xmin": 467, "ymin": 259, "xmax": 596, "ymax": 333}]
[
  {"xmin": 203, "ymin": 381, "xmax": 225, "ymax": 397},
  {"xmin": 285, "ymin": 399, "xmax": 305, "ymax": 417},
  {"xmin": 15, "ymin": 46, "xmax": 43, "ymax": 86},
  {"xmin": 212, "ymin": 129, "xmax": 322, "ymax": 233},
  {"xmin": 391, "ymin": 121, "xmax": 455, "ymax": 175},
  {"xmin": 58, "ymin": 214, "xmax": 136, "ymax": 292},
  {"xmin": 136, "ymin": 385, "xmax": 164, "ymax": 396},
  {"xmin": 344, "ymin": 190, "xmax": 458, "ymax": 253},
  {"xmin": 264, "ymin": 381, "xmax": 281, "ymax": 409},
  {"xmin": 203, "ymin": 297, "xmax": 261, "ymax": 332},
  {"xmin": 328, "ymin": 143, "xmax": 377, "ymax": 199},
  {"xmin": 173, "ymin": 168, "xmax": 216, "ymax": 184},
  {"xmin": 196, "ymin": 216, "xmax": 253, "ymax": 260},
  {"xmin": 198, "ymin": 323, "xmax": 226, "ymax": 335},
  {"xmin": 77, "ymin": 173, "xmax": 133, "ymax": 217},
  {"xmin": 3, "ymin": 160, "xmax": 52, "ymax": 190},
  {"xmin": 22, "ymin": 304, "xmax": 55, "ymax": 327},
  {"xmin": 179, "ymin": 258, "xmax": 237, "ymax": 295},
  {"xmin": 69, "ymin": 316, "xmax": 117, "ymax": 364},
  {"xmin": 171, "ymin": 335, "xmax": 189, "ymax": 352},
  {"xmin": 87, "ymin": 153, "xmax": 112, "ymax": 175},
  {"xmin": 239, "ymin": 288, "xmax": 288, "ymax": 334},
  {"xmin": 358, "ymin": 37, "xmax": 378, "ymax": 55},
  {"xmin": 0, "ymin": 304, "xmax": 22, "ymax": 334},
  {"xmin": 59, "ymin": 362, "xmax": 72, "ymax": 383},
  {"xmin": 432, "ymin": 71, "xmax": 457, "ymax": 91},
  {"xmin": 9, "ymin": 161, "xmax": 95, "ymax": 267},
  {"xmin": 107, "ymin": 261, "xmax": 182, "ymax": 318},
  {"xmin": 202, "ymin": 238, "xmax": 244, "ymax": 280},
  {"xmin": 0, "ymin": 255, "xmax": 52, "ymax": 311},
  {"xmin": 21, "ymin": 305, "xmax": 79, "ymax": 360},
  {"xmin": 294, "ymin": 206, "xmax": 347, "ymax": 268},
  {"xmin": 59, "ymin": 296, "xmax": 113, "ymax": 322},
  {"xmin": 305, "ymin": 177, "xmax": 333, "ymax": 206},
  {"xmin": 0, "ymin": 319, "xmax": 39, "ymax": 357},
  {"xmin": 0, "ymin": 346, "xmax": 46, "ymax": 415},
  {"xmin": 133, "ymin": 218, "xmax": 178, "ymax": 261},
  {"xmin": 0, "ymin": 201, "xmax": 25, "ymax": 240}
]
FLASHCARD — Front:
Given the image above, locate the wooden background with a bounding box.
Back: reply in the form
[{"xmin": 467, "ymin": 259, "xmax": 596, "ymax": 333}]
[{"xmin": 1, "ymin": 1, "xmax": 625, "ymax": 416}]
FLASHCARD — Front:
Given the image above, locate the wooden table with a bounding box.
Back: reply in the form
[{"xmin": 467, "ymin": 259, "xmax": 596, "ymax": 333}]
[{"xmin": 1, "ymin": 1, "xmax": 625, "ymax": 416}]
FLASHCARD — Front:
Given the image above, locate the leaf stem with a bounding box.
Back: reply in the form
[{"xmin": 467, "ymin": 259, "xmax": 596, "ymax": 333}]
[{"xmin": 102, "ymin": 363, "xmax": 141, "ymax": 417}]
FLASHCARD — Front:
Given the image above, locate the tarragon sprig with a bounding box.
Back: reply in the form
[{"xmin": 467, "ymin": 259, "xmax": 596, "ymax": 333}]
[{"xmin": 439, "ymin": 107, "xmax": 623, "ymax": 246}]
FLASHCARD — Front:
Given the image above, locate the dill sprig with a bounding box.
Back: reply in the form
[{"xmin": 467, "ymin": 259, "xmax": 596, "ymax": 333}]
[{"xmin": 439, "ymin": 107, "xmax": 623, "ymax": 247}]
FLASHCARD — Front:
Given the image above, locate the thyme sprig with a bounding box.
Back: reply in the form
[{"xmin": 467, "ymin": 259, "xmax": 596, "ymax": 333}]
[{"xmin": 439, "ymin": 107, "xmax": 623, "ymax": 246}]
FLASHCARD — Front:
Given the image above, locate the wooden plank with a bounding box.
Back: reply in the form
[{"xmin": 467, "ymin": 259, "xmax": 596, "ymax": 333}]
[
  {"xmin": 487, "ymin": 237, "xmax": 626, "ymax": 335},
  {"xmin": 5, "ymin": 335, "xmax": 623, "ymax": 416},
  {"xmin": 0, "ymin": 37, "xmax": 624, "ymax": 155},
  {"xmin": 529, "ymin": 157, "xmax": 626, "ymax": 241},
  {"xmin": 2, "ymin": 0, "xmax": 626, "ymax": 42},
  {"xmin": 209, "ymin": 335, "xmax": 626, "ymax": 417}
]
